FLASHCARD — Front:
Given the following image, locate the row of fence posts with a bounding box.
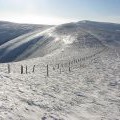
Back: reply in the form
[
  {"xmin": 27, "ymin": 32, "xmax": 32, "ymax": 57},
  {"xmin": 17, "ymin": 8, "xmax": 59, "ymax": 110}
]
[
  {"xmin": 6, "ymin": 49, "xmax": 106, "ymax": 77},
  {"xmin": 7, "ymin": 58, "xmax": 84, "ymax": 77},
  {"xmin": 7, "ymin": 60, "xmax": 80, "ymax": 77},
  {"xmin": 53, "ymin": 62, "xmax": 71, "ymax": 74},
  {"xmin": 7, "ymin": 53, "xmax": 94, "ymax": 76},
  {"xmin": 6, "ymin": 48, "xmax": 106, "ymax": 77},
  {"xmin": 7, "ymin": 64, "xmax": 49, "ymax": 77}
]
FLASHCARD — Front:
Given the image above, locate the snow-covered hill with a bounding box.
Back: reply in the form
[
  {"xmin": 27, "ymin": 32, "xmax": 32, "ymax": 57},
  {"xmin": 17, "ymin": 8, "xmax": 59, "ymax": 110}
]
[
  {"xmin": 0, "ymin": 20, "xmax": 120, "ymax": 63},
  {"xmin": 0, "ymin": 21, "xmax": 120, "ymax": 120},
  {"xmin": 0, "ymin": 21, "xmax": 51, "ymax": 45},
  {"xmin": 0, "ymin": 44, "xmax": 120, "ymax": 120}
]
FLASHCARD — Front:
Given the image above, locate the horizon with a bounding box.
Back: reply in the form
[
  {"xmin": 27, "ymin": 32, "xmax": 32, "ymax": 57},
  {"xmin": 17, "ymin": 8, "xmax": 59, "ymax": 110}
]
[
  {"xmin": 1, "ymin": 20, "xmax": 120, "ymax": 26},
  {"xmin": 0, "ymin": 0, "xmax": 120, "ymax": 25}
]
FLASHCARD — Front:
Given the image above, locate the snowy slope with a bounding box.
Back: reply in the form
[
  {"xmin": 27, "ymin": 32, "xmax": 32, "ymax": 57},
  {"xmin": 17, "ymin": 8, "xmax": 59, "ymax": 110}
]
[
  {"xmin": 0, "ymin": 21, "xmax": 120, "ymax": 120},
  {"xmin": 0, "ymin": 45, "xmax": 120, "ymax": 120},
  {"xmin": 0, "ymin": 21, "xmax": 109, "ymax": 63},
  {"xmin": 0, "ymin": 21, "xmax": 51, "ymax": 45},
  {"xmin": 0, "ymin": 21, "xmax": 120, "ymax": 63}
]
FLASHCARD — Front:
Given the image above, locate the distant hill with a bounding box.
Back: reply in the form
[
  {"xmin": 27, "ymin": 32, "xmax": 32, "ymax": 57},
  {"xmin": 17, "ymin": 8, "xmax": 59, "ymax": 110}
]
[
  {"xmin": 0, "ymin": 21, "xmax": 51, "ymax": 45},
  {"xmin": 0, "ymin": 20, "xmax": 120, "ymax": 63}
]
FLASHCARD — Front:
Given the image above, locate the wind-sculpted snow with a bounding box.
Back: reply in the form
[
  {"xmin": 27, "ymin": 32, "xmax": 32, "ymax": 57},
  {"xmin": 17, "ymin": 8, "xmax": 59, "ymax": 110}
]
[
  {"xmin": 0, "ymin": 21, "xmax": 51, "ymax": 46},
  {"xmin": 0, "ymin": 21, "xmax": 112, "ymax": 63}
]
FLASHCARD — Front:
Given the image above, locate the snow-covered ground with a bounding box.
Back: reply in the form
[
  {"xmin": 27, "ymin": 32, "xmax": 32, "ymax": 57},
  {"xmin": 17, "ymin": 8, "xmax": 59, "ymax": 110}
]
[
  {"xmin": 0, "ymin": 21, "xmax": 120, "ymax": 120},
  {"xmin": 0, "ymin": 47, "xmax": 120, "ymax": 120}
]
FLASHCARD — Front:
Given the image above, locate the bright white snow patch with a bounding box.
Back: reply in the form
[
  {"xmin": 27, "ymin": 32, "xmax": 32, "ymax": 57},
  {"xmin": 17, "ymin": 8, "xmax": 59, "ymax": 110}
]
[{"xmin": 62, "ymin": 36, "xmax": 75, "ymax": 44}]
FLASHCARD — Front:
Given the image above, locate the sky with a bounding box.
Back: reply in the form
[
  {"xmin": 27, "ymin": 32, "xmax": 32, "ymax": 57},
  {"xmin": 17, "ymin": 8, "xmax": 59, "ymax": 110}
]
[{"xmin": 0, "ymin": 0, "xmax": 120, "ymax": 25}]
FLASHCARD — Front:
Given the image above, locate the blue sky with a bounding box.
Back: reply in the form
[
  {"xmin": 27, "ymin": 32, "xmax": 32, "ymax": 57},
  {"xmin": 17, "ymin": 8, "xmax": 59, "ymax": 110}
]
[{"xmin": 0, "ymin": 0, "xmax": 120, "ymax": 24}]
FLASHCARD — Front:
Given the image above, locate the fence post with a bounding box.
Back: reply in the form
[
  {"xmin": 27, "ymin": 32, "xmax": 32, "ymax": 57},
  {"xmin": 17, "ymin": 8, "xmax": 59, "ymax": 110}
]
[
  {"xmin": 74, "ymin": 60, "xmax": 76, "ymax": 63},
  {"xmin": 57, "ymin": 64, "xmax": 60, "ymax": 69},
  {"xmin": 21, "ymin": 65, "xmax": 23, "ymax": 74},
  {"xmin": 53, "ymin": 66, "xmax": 55, "ymax": 70},
  {"xmin": 8, "ymin": 64, "xmax": 10, "ymax": 73},
  {"xmin": 26, "ymin": 66, "xmax": 28, "ymax": 74},
  {"xmin": 33, "ymin": 65, "xmax": 35, "ymax": 73},
  {"xmin": 69, "ymin": 62, "xmax": 71, "ymax": 72},
  {"xmin": 47, "ymin": 65, "xmax": 49, "ymax": 77}
]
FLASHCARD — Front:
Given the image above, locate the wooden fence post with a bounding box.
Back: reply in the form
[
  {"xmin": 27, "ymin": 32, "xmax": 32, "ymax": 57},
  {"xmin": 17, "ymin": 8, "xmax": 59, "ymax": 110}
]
[
  {"xmin": 33, "ymin": 65, "xmax": 35, "ymax": 73},
  {"xmin": 53, "ymin": 66, "xmax": 55, "ymax": 70},
  {"xmin": 8, "ymin": 64, "xmax": 10, "ymax": 73},
  {"xmin": 47, "ymin": 65, "xmax": 49, "ymax": 77},
  {"xmin": 74, "ymin": 60, "xmax": 76, "ymax": 63},
  {"xmin": 26, "ymin": 66, "xmax": 28, "ymax": 74},
  {"xmin": 57, "ymin": 64, "xmax": 60, "ymax": 69},
  {"xmin": 21, "ymin": 65, "xmax": 23, "ymax": 74},
  {"xmin": 69, "ymin": 62, "xmax": 71, "ymax": 72}
]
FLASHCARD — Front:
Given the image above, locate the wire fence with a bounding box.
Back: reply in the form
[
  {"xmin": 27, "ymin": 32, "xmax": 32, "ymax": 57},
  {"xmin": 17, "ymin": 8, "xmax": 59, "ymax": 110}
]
[{"xmin": 0, "ymin": 47, "xmax": 108, "ymax": 77}]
